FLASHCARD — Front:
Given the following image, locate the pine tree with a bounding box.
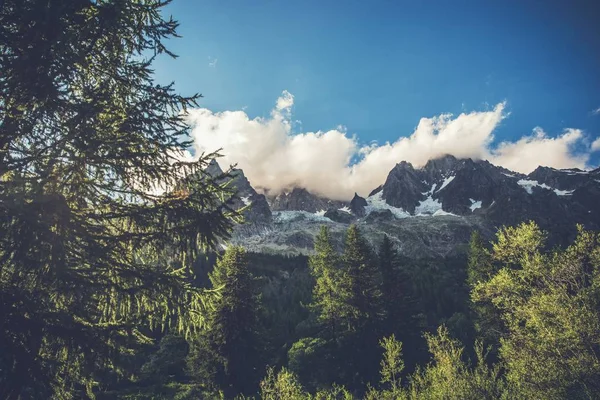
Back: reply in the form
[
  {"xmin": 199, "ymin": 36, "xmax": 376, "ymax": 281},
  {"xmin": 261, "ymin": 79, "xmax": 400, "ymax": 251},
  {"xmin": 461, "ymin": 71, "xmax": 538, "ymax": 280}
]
[
  {"xmin": 379, "ymin": 235, "xmax": 410, "ymax": 328},
  {"xmin": 0, "ymin": 1, "xmax": 237, "ymax": 397},
  {"xmin": 308, "ymin": 226, "xmax": 353, "ymax": 341},
  {"xmin": 343, "ymin": 224, "xmax": 381, "ymax": 330},
  {"xmin": 379, "ymin": 235, "xmax": 398, "ymax": 301},
  {"xmin": 187, "ymin": 246, "xmax": 262, "ymax": 397},
  {"xmin": 341, "ymin": 224, "xmax": 382, "ymax": 390}
]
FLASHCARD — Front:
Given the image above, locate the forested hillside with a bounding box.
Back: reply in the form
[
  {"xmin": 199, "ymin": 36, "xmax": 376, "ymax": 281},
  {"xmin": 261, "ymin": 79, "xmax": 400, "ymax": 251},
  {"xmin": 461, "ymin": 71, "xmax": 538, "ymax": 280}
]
[
  {"xmin": 1, "ymin": 1, "xmax": 599, "ymax": 399},
  {"xmin": 107, "ymin": 222, "xmax": 600, "ymax": 400}
]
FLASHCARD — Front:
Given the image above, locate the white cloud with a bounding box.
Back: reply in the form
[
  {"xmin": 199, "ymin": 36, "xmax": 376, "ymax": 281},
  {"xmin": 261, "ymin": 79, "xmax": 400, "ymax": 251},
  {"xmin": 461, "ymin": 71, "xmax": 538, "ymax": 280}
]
[
  {"xmin": 208, "ymin": 56, "xmax": 218, "ymax": 68},
  {"xmin": 593, "ymin": 107, "xmax": 600, "ymax": 115},
  {"xmin": 275, "ymin": 90, "xmax": 294, "ymax": 111},
  {"xmin": 592, "ymin": 137, "xmax": 600, "ymax": 152},
  {"xmin": 186, "ymin": 91, "xmax": 596, "ymax": 200},
  {"xmin": 491, "ymin": 127, "xmax": 589, "ymax": 173}
]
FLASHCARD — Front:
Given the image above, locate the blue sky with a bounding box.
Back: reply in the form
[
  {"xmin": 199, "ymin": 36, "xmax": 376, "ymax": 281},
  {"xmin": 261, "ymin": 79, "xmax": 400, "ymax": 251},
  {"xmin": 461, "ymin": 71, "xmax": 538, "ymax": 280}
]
[{"xmin": 154, "ymin": 0, "xmax": 600, "ymax": 197}]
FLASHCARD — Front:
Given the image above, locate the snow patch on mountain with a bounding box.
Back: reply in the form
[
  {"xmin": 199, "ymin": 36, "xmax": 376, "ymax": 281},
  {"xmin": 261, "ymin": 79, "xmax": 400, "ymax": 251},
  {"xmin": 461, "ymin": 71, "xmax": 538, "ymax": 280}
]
[
  {"xmin": 365, "ymin": 191, "xmax": 411, "ymax": 218},
  {"xmin": 561, "ymin": 168, "xmax": 589, "ymax": 175},
  {"xmin": 518, "ymin": 179, "xmax": 552, "ymax": 194},
  {"xmin": 241, "ymin": 196, "xmax": 251, "ymax": 206},
  {"xmin": 518, "ymin": 179, "xmax": 574, "ymax": 196},
  {"xmin": 437, "ymin": 176, "xmax": 455, "ymax": 192},
  {"xmin": 338, "ymin": 206, "xmax": 352, "ymax": 214},
  {"xmin": 432, "ymin": 209, "xmax": 457, "ymax": 217},
  {"xmin": 415, "ymin": 196, "xmax": 443, "ymax": 215},
  {"xmin": 273, "ymin": 211, "xmax": 330, "ymax": 223},
  {"xmin": 470, "ymin": 199, "xmax": 482, "ymax": 211},
  {"xmin": 554, "ymin": 189, "xmax": 574, "ymax": 196}
]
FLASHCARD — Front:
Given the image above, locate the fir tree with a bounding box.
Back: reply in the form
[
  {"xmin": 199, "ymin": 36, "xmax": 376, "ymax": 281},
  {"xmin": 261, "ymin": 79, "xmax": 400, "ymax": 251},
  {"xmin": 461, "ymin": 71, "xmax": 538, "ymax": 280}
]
[
  {"xmin": 0, "ymin": 1, "xmax": 237, "ymax": 397},
  {"xmin": 187, "ymin": 246, "xmax": 263, "ymax": 397},
  {"xmin": 377, "ymin": 234, "xmax": 420, "ymax": 371},
  {"xmin": 378, "ymin": 235, "xmax": 412, "ymax": 331},
  {"xmin": 308, "ymin": 226, "xmax": 353, "ymax": 341},
  {"xmin": 343, "ymin": 225, "xmax": 382, "ymax": 330},
  {"xmin": 342, "ymin": 224, "xmax": 382, "ymax": 390}
]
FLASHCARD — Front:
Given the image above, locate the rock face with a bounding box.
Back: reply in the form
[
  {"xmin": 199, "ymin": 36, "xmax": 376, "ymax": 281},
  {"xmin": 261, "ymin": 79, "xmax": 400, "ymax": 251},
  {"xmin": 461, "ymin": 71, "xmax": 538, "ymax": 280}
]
[
  {"xmin": 324, "ymin": 209, "xmax": 356, "ymax": 224},
  {"xmin": 370, "ymin": 154, "xmax": 600, "ymax": 240},
  {"xmin": 380, "ymin": 161, "xmax": 428, "ymax": 213},
  {"xmin": 203, "ymin": 155, "xmax": 600, "ymax": 259},
  {"xmin": 205, "ymin": 160, "xmax": 272, "ymax": 224},
  {"xmin": 350, "ymin": 193, "xmax": 368, "ymax": 217},
  {"xmin": 268, "ymin": 188, "xmax": 347, "ymax": 213}
]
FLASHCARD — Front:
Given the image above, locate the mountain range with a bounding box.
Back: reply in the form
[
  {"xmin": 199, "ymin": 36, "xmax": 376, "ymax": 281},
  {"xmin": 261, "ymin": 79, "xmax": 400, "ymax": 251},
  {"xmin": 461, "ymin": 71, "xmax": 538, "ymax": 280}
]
[{"xmin": 207, "ymin": 155, "xmax": 600, "ymax": 261}]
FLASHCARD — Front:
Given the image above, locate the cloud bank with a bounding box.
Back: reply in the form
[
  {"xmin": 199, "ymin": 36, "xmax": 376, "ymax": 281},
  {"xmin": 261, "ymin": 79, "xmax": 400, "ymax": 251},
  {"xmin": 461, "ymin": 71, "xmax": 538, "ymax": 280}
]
[{"xmin": 186, "ymin": 91, "xmax": 598, "ymax": 200}]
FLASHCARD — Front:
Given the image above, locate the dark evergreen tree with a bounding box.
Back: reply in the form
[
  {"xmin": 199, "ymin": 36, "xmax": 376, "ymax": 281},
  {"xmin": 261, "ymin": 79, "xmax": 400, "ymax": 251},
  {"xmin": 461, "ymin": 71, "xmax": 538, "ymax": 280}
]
[
  {"xmin": 377, "ymin": 235, "xmax": 420, "ymax": 365},
  {"xmin": 308, "ymin": 226, "xmax": 353, "ymax": 341},
  {"xmin": 343, "ymin": 225, "xmax": 382, "ymax": 330},
  {"xmin": 187, "ymin": 246, "xmax": 263, "ymax": 397},
  {"xmin": 379, "ymin": 235, "xmax": 408, "ymax": 328},
  {"xmin": 341, "ymin": 225, "xmax": 382, "ymax": 390},
  {"xmin": 0, "ymin": 1, "xmax": 237, "ymax": 397},
  {"xmin": 287, "ymin": 226, "xmax": 348, "ymax": 389}
]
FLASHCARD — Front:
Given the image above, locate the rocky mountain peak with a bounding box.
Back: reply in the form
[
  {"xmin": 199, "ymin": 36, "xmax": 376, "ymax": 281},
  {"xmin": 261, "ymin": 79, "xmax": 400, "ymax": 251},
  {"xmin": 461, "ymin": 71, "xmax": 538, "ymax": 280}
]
[
  {"xmin": 382, "ymin": 161, "xmax": 428, "ymax": 212},
  {"xmin": 269, "ymin": 187, "xmax": 347, "ymax": 213},
  {"xmin": 423, "ymin": 154, "xmax": 459, "ymax": 174},
  {"xmin": 205, "ymin": 158, "xmax": 224, "ymax": 177},
  {"xmin": 225, "ymin": 156, "xmax": 600, "ymax": 258},
  {"xmin": 350, "ymin": 193, "xmax": 368, "ymax": 217},
  {"xmin": 528, "ymin": 166, "xmax": 592, "ymax": 191},
  {"xmin": 202, "ymin": 160, "xmax": 272, "ymax": 224}
]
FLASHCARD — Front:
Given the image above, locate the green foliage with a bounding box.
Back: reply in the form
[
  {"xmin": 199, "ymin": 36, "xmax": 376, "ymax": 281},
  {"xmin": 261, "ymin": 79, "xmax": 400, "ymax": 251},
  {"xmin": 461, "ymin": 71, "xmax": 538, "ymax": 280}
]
[
  {"xmin": 467, "ymin": 230, "xmax": 502, "ymax": 354},
  {"xmin": 313, "ymin": 385, "xmax": 354, "ymax": 400},
  {"xmin": 288, "ymin": 337, "xmax": 332, "ymax": 390},
  {"xmin": 187, "ymin": 246, "xmax": 263, "ymax": 397},
  {"xmin": 260, "ymin": 367, "xmax": 308, "ymax": 400},
  {"xmin": 343, "ymin": 225, "xmax": 382, "ymax": 330},
  {"xmin": 467, "ymin": 231, "xmax": 494, "ymax": 287},
  {"xmin": 377, "ymin": 235, "xmax": 419, "ymax": 354},
  {"xmin": 0, "ymin": 1, "xmax": 238, "ymax": 398},
  {"xmin": 404, "ymin": 326, "xmax": 505, "ymax": 400},
  {"xmin": 140, "ymin": 335, "xmax": 189, "ymax": 384},
  {"xmin": 309, "ymin": 226, "xmax": 353, "ymax": 340},
  {"xmin": 473, "ymin": 223, "xmax": 600, "ymax": 399},
  {"xmin": 379, "ymin": 335, "xmax": 405, "ymax": 392}
]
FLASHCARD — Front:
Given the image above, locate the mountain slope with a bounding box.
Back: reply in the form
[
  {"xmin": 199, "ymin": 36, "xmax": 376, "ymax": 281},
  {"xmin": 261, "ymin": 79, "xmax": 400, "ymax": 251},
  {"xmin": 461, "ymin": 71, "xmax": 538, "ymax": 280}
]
[{"xmin": 205, "ymin": 156, "xmax": 600, "ymax": 258}]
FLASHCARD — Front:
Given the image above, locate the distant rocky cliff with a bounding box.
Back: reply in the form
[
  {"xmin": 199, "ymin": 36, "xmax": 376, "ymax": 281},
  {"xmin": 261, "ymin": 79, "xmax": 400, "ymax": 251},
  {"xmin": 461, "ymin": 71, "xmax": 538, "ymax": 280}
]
[{"xmin": 205, "ymin": 156, "xmax": 600, "ymax": 261}]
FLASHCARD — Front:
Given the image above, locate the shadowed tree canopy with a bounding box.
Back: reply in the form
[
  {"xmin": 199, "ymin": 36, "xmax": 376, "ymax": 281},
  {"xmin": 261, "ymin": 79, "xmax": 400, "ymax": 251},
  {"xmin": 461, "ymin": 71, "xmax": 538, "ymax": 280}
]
[{"xmin": 0, "ymin": 0, "xmax": 240, "ymax": 398}]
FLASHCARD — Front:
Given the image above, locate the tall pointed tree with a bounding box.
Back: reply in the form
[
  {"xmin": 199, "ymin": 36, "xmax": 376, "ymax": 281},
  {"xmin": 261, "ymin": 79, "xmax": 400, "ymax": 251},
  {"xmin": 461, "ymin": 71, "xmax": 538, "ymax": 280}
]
[
  {"xmin": 308, "ymin": 225, "xmax": 353, "ymax": 341},
  {"xmin": 0, "ymin": 1, "xmax": 237, "ymax": 397},
  {"xmin": 378, "ymin": 234, "xmax": 414, "ymax": 336},
  {"xmin": 343, "ymin": 224, "xmax": 382, "ymax": 330},
  {"xmin": 342, "ymin": 224, "xmax": 382, "ymax": 390},
  {"xmin": 187, "ymin": 246, "xmax": 263, "ymax": 397}
]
